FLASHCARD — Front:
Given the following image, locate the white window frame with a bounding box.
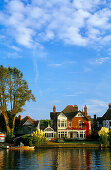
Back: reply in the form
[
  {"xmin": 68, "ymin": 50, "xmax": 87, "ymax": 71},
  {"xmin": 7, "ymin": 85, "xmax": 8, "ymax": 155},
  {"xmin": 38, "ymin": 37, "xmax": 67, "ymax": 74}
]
[{"xmin": 69, "ymin": 121, "xmax": 72, "ymax": 127}]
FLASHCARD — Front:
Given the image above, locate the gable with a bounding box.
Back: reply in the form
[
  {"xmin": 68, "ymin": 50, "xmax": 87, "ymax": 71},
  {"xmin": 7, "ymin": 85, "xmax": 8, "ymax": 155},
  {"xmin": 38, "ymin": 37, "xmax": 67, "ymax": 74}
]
[
  {"xmin": 75, "ymin": 112, "xmax": 84, "ymax": 117},
  {"xmin": 44, "ymin": 127, "xmax": 54, "ymax": 132},
  {"xmin": 58, "ymin": 112, "xmax": 67, "ymax": 120},
  {"xmin": 23, "ymin": 120, "xmax": 32, "ymax": 126}
]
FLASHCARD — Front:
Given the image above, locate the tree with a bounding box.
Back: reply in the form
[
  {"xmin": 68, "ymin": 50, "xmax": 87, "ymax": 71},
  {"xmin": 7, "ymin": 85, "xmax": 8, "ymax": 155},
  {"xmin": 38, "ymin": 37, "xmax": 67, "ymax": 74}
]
[
  {"xmin": 40, "ymin": 120, "xmax": 51, "ymax": 130},
  {"xmin": 0, "ymin": 65, "xmax": 36, "ymax": 140}
]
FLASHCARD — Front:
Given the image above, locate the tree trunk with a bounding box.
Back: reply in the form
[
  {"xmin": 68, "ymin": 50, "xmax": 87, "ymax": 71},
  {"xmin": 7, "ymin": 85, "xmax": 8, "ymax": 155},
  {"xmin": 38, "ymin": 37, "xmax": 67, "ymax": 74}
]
[{"xmin": 3, "ymin": 113, "xmax": 15, "ymax": 140}]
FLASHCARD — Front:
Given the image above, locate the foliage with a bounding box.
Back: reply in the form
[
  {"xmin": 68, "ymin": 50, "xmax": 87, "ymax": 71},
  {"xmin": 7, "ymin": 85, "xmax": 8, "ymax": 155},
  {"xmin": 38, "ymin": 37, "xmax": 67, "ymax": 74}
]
[
  {"xmin": 98, "ymin": 127, "xmax": 109, "ymax": 136},
  {"xmin": 108, "ymin": 130, "xmax": 111, "ymax": 145},
  {"xmin": 98, "ymin": 127, "xmax": 109, "ymax": 146},
  {"xmin": 0, "ymin": 65, "xmax": 36, "ymax": 141},
  {"xmin": 31, "ymin": 129, "xmax": 48, "ymax": 146},
  {"xmin": 40, "ymin": 120, "xmax": 51, "ymax": 130}
]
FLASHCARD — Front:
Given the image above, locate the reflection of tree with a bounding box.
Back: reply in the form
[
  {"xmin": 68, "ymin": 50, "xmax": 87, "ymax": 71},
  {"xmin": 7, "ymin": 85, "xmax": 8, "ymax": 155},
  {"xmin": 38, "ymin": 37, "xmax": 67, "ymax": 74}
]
[
  {"xmin": 0, "ymin": 150, "xmax": 5, "ymax": 170},
  {"xmin": 1, "ymin": 148, "xmax": 111, "ymax": 169},
  {"xmin": 96, "ymin": 149, "xmax": 111, "ymax": 169}
]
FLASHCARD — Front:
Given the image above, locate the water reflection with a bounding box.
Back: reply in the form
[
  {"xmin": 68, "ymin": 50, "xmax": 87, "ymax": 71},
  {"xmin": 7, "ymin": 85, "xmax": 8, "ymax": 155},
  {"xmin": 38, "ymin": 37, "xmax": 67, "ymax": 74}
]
[{"xmin": 0, "ymin": 148, "xmax": 111, "ymax": 169}]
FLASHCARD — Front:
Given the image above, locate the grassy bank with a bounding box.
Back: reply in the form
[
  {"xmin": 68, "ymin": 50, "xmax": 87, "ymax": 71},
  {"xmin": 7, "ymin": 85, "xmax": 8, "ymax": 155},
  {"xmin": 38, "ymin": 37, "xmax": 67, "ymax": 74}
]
[{"xmin": 35, "ymin": 141, "xmax": 100, "ymax": 149}]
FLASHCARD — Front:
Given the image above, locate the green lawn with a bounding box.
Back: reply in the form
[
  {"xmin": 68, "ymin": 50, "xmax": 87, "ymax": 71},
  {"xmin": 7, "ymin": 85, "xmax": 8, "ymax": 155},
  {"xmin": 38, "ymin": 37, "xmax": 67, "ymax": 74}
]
[{"xmin": 56, "ymin": 140, "xmax": 100, "ymax": 144}]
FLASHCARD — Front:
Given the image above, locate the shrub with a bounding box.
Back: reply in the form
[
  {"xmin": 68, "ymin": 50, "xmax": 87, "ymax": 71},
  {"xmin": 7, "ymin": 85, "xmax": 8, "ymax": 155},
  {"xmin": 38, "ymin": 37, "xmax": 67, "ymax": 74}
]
[
  {"xmin": 98, "ymin": 127, "xmax": 109, "ymax": 146},
  {"xmin": 31, "ymin": 129, "xmax": 48, "ymax": 146}
]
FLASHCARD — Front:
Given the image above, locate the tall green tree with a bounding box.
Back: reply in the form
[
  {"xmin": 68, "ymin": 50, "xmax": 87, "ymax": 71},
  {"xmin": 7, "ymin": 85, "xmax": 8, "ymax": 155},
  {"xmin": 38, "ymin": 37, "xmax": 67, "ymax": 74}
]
[{"xmin": 0, "ymin": 65, "xmax": 36, "ymax": 139}]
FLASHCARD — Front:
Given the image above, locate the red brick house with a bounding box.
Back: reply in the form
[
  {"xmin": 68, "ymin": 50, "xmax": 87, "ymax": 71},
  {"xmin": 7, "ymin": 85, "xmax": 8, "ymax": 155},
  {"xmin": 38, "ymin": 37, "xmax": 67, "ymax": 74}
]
[{"xmin": 50, "ymin": 105, "xmax": 91, "ymax": 139}]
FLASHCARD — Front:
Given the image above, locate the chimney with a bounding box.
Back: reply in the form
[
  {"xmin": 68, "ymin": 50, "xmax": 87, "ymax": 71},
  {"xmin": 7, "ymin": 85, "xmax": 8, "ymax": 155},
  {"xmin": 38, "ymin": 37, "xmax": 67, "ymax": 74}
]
[
  {"xmin": 74, "ymin": 105, "xmax": 78, "ymax": 112},
  {"xmin": 109, "ymin": 103, "xmax": 111, "ymax": 109},
  {"xmin": 94, "ymin": 114, "xmax": 96, "ymax": 120},
  {"xmin": 84, "ymin": 105, "xmax": 87, "ymax": 116},
  {"xmin": 53, "ymin": 105, "xmax": 56, "ymax": 113},
  {"xmin": 19, "ymin": 115, "xmax": 21, "ymax": 121}
]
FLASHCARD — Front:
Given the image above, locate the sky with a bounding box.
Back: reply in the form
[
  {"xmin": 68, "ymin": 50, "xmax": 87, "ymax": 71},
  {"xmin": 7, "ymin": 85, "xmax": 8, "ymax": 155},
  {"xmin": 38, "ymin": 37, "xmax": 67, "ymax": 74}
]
[{"xmin": 0, "ymin": 0, "xmax": 111, "ymax": 120}]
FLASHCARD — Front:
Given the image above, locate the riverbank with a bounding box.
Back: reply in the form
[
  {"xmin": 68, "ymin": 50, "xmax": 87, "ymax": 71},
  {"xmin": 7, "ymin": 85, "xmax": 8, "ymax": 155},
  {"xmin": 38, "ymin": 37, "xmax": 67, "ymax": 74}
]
[
  {"xmin": 0, "ymin": 141, "xmax": 109, "ymax": 149},
  {"xmin": 35, "ymin": 142, "xmax": 100, "ymax": 148}
]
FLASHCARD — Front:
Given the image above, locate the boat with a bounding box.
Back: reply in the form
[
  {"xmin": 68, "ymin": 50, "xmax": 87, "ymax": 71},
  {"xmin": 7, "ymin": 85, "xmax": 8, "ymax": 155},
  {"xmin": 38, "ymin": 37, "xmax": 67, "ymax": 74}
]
[{"xmin": 9, "ymin": 146, "xmax": 35, "ymax": 150}]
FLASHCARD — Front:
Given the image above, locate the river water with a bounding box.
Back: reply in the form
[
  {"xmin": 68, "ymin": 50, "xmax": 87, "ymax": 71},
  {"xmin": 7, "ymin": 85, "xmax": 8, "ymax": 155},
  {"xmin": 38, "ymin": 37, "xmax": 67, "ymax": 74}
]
[{"xmin": 0, "ymin": 148, "xmax": 111, "ymax": 170}]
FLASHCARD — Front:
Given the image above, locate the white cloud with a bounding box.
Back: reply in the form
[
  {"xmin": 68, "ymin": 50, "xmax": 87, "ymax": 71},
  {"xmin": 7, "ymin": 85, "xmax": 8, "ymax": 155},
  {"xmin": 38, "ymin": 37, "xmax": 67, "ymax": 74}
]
[{"xmin": 0, "ymin": 0, "xmax": 111, "ymax": 48}]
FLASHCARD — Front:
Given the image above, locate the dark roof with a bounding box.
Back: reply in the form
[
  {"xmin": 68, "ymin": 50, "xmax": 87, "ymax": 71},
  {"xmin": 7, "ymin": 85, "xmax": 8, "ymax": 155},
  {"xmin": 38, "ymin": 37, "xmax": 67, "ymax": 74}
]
[
  {"xmin": 62, "ymin": 105, "xmax": 75, "ymax": 113},
  {"xmin": 101, "ymin": 108, "xmax": 111, "ymax": 120},
  {"xmin": 50, "ymin": 112, "xmax": 60, "ymax": 119},
  {"xmin": 21, "ymin": 116, "xmax": 39, "ymax": 126},
  {"xmin": 63, "ymin": 112, "xmax": 77, "ymax": 120},
  {"xmin": 50, "ymin": 105, "xmax": 91, "ymax": 121}
]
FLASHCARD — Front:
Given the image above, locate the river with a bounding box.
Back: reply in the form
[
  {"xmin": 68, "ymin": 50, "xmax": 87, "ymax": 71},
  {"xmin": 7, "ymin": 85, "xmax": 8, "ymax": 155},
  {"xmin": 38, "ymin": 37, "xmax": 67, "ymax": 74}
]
[{"xmin": 0, "ymin": 148, "xmax": 111, "ymax": 169}]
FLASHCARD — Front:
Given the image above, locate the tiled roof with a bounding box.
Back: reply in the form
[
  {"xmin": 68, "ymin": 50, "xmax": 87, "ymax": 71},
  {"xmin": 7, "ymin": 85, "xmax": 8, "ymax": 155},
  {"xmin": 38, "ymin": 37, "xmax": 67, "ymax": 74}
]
[
  {"xmin": 21, "ymin": 116, "xmax": 38, "ymax": 126},
  {"xmin": 101, "ymin": 108, "xmax": 111, "ymax": 120},
  {"xmin": 50, "ymin": 105, "xmax": 91, "ymax": 121},
  {"xmin": 62, "ymin": 105, "xmax": 75, "ymax": 113}
]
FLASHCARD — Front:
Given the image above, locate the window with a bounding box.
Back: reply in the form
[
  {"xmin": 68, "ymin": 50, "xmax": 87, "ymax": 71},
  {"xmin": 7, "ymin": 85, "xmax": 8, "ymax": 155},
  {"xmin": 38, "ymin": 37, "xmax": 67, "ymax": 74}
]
[
  {"xmin": 79, "ymin": 120, "xmax": 82, "ymax": 128},
  {"xmin": 61, "ymin": 121, "xmax": 65, "ymax": 127},
  {"xmin": 77, "ymin": 113, "xmax": 83, "ymax": 117},
  {"xmin": 58, "ymin": 120, "xmax": 67, "ymax": 128},
  {"xmin": 58, "ymin": 131, "xmax": 67, "ymax": 138},
  {"xmin": 80, "ymin": 132, "xmax": 83, "ymax": 138},
  {"xmin": 69, "ymin": 121, "xmax": 72, "ymax": 127},
  {"xmin": 70, "ymin": 133, "xmax": 73, "ymax": 138},
  {"xmin": 77, "ymin": 132, "xmax": 78, "ymax": 138},
  {"xmin": 45, "ymin": 133, "xmax": 53, "ymax": 137}
]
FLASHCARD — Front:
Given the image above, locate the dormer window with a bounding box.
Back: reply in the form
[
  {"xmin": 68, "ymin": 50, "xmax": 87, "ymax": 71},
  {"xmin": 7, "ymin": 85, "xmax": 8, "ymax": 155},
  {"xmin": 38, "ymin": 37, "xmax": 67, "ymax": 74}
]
[
  {"xmin": 69, "ymin": 121, "xmax": 72, "ymax": 127},
  {"xmin": 78, "ymin": 113, "xmax": 82, "ymax": 117}
]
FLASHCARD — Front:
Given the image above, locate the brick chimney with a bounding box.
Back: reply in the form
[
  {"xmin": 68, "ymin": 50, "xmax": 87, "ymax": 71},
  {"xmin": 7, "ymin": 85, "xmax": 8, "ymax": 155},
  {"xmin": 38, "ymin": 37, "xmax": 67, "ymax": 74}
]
[
  {"xmin": 19, "ymin": 115, "xmax": 21, "ymax": 121},
  {"xmin": 109, "ymin": 103, "xmax": 111, "ymax": 109},
  {"xmin": 53, "ymin": 105, "xmax": 56, "ymax": 113},
  {"xmin": 74, "ymin": 105, "xmax": 78, "ymax": 112},
  {"xmin": 94, "ymin": 114, "xmax": 96, "ymax": 120},
  {"xmin": 84, "ymin": 105, "xmax": 87, "ymax": 116}
]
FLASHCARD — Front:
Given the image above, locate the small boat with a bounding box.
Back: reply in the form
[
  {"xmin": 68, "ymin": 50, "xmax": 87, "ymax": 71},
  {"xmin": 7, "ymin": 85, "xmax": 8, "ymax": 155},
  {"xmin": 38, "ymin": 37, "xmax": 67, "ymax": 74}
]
[{"xmin": 9, "ymin": 146, "xmax": 35, "ymax": 150}]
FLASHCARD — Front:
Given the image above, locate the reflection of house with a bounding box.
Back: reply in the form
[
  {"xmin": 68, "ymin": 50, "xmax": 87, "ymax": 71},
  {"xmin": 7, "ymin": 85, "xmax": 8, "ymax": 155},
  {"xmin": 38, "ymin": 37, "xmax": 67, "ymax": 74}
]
[
  {"xmin": 50, "ymin": 105, "xmax": 91, "ymax": 139},
  {"xmin": 15, "ymin": 116, "xmax": 40, "ymax": 136},
  {"xmin": 97, "ymin": 103, "xmax": 111, "ymax": 129},
  {"xmin": 44, "ymin": 125, "xmax": 55, "ymax": 140}
]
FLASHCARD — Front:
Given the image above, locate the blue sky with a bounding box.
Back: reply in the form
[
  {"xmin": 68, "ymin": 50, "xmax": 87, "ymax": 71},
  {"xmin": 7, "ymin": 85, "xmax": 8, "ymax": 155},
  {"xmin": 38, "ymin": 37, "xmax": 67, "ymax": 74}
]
[{"xmin": 0, "ymin": 0, "xmax": 111, "ymax": 119}]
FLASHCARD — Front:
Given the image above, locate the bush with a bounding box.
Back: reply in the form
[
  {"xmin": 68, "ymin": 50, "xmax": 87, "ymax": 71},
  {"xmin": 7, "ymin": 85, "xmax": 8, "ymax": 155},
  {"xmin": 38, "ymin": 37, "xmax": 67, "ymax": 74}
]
[
  {"xmin": 31, "ymin": 129, "xmax": 48, "ymax": 146},
  {"xmin": 98, "ymin": 127, "xmax": 109, "ymax": 146}
]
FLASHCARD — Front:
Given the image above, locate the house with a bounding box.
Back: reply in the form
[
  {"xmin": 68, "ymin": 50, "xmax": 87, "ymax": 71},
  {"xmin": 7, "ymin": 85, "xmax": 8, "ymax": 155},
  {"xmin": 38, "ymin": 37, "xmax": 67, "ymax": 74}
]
[
  {"xmin": 50, "ymin": 105, "xmax": 91, "ymax": 139},
  {"xmin": 44, "ymin": 125, "xmax": 55, "ymax": 140},
  {"xmin": 15, "ymin": 115, "xmax": 40, "ymax": 136},
  {"xmin": 97, "ymin": 103, "xmax": 111, "ymax": 130}
]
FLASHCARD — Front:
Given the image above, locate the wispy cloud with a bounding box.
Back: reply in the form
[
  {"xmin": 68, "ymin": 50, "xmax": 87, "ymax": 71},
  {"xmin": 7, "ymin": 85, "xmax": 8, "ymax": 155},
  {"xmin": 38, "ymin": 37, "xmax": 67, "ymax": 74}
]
[
  {"xmin": 48, "ymin": 100, "xmax": 62, "ymax": 104},
  {"xmin": 48, "ymin": 60, "xmax": 75, "ymax": 67},
  {"xmin": 0, "ymin": 0, "xmax": 111, "ymax": 48},
  {"xmin": 65, "ymin": 94, "xmax": 77, "ymax": 97},
  {"xmin": 89, "ymin": 57, "xmax": 110, "ymax": 65},
  {"xmin": 85, "ymin": 99, "xmax": 108, "ymax": 115},
  {"xmin": 48, "ymin": 63, "xmax": 62, "ymax": 67},
  {"xmin": 7, "ymin": 52, "xmax": 22, "ymax": 59},
  {"xmin": 65, "ymin": 91, "xmax": 84, "ymax": 97}
]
